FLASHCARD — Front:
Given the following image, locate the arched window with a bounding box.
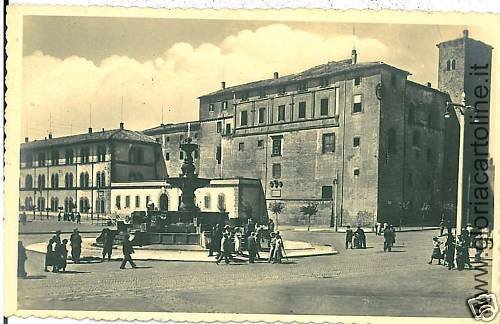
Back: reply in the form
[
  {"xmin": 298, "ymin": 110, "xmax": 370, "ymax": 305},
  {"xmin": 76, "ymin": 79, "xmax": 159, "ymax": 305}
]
[
  {"xmin": 64, "ymin": 197, "xmax": 74, "ymax": 212},
  {"xmin": 96, "ymin": 172, "xmax": 101, "ymax": 188},
  {"xmin": 80, "ymin": 173, "xmax": 85, "ymax": 187},
  {"xmin": 25, "ymin": 197, "xmax": 33, "ymax": 211},
  {"xmin": 101, "ymin": 172, "xmax": 105, "ymax": 187},
  {"xmin": 451, "ymin": 59, "xmax": 456, "ymax": 70},
  {"xmin": 65, "ymin": 173, "xmax": 73, "ymax": 188},
  {"xmin": 37, "ymin": 197, "xmax": 46, "ymax": 211},
  {"xmin": 51, "ymin": 173, "xmax": 59, "ymax": 188},
  {"xmin": 38, "ymin": 174, "xmax": 46, "ymax": 189},
  {"xmin": 25, "ymin": 175, "xmax": 33, "ymax": 189},
  {"xmin": 51, "ymin": 197, "xmax": 59, "ymax": 212},
  {"xmin": 204, "ymin": 194, "xmax": 211, "ymax": 209},
  {"xmin": 217, "ymin": 193, "xmax": 226, "ymax": 212},
  {"xmin": 65, "ymin": 149, "xmax": 74, "ymax": 164},
  {"xmin": 446, "ymin": 60, "xmax": 451, "ymax": 71},
  {"xmin": 79, "ymin": 197, "xmax": 89, "ymax": 213},
  {"xmin": 85, "ymin": 172, "xmax": 89, "ymax": 187},
  {"xmin": 97, "ymin": 145, "xmax": 106, "ymax": 162},
  {"xmin": 80, "ymin": 147, "xmax": 90, "ymax": 163}
]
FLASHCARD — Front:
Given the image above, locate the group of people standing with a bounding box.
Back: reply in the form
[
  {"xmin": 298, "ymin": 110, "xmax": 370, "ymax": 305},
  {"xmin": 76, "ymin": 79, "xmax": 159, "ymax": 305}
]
[
  {"xmin": 345, "ymin": 225, "xmax": 367, "ymax": 249},
  {"xmin": 58, "ymin": 211, "xmax": 81, "ymax": 224},
  {"xmin": 44, "ymin": 229, "xmax": 82, "ymax": 273},
  {"xmin": 209, "ymin": 218, "xmax": 286, "ymax": 264},
  {"xmin": 428, "ymin": 228, "xmax": 475, "ymax": 271}
]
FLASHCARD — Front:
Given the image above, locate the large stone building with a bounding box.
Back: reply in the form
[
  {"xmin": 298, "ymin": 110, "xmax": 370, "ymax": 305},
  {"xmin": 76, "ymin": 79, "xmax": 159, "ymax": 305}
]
[
  {"xmin": 19, "ymin": 124, "xmax": 168, "ymax": 219},
  {"xmin": 145, "ymin": 48, "xmax": 458, "ymax": 228}
]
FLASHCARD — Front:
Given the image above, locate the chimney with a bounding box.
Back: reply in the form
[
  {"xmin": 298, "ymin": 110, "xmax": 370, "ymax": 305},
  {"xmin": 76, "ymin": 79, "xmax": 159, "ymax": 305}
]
[
  {"xmin": 48, "ymin": 133, "xmax": 52, "ymax": 139},
  {"xmin": 221, "ymin": 81, "xmax": 226, "ymax": 89},
  {"xmin": 102, "ymin": 128, "xmax": 104, "ymax": 132},
  {"xmin": 463, "ymin": 29, "xmax": 469, "ymax": 39},
  {"xmin": 120, "ymin": 122, "xmax": 124, "ymax": 130},
  {"xmin": 24, "ymin": 137, "xmax": 29, "ymax": 143},
  {"xmin": 351, "ymin": 49, "xmax": 358, "ymax": 64},
  {"xmin": 426, "ymin": 82, "xmax": 432, "ymax": 87},
  {"xmin": 88, "ymin": 127, "xmax": 93, "ymax": 135},
  {"xmin": 273, "ymin": 72, "xmax": 279, "ymax": 79}
]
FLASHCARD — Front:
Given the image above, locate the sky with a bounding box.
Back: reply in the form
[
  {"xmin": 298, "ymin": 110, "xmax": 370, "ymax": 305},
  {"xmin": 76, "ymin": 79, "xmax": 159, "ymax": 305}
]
[{"xmin": 21, "ymin": 17, "xmax": 493, "ymax": 140}]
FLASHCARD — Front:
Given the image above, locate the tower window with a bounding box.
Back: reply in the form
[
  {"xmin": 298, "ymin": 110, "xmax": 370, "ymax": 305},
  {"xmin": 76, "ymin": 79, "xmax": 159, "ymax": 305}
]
[
  {"xmin": 298, "ymin": 101, "xmax": 306, "ymax": 118},
  {"xmin": 353, "ymin": 95, "xmax": 362, "ymax": 113},
  {"xmin": 451, "ymin": 59, "xmax": 456, "ymax": 70},
  {"xmin": 216, "ymin": 121, "xmax": 222, "ymax": 133},
  {"xmin": 354, "ymin": 77, "xmax": 361, "ymax": 86},
  {"xmin": 272, "ymin": 136, "xmax": 283, "ymax": 156},
  {"xmin": 320, "ymin": 98, "xmax": 329, "ymax": 116},
  {"xmin": 322, "ymin": 133, "xmax": 335, "ymax": 153},
  {"xmin": 278, "ymin": 105, "xmax": 286, "ymax": 121},
  {"xmin": 209, "ymin": 103, "xmax": 215, "ymax": 112},
  {"xmin": 353, "ymin": 136, "xmax": 360, "ymax": 147},
  {"xmin": 272, "ymin": 163, "xmax": 281, "ymax": 178},
  {"xmin": 222, "ymin": 101, "xmax": 228, "ymax": 110},
  {"xmin": 240, "ymin": 110, "xmax": 248, "ymax": 126}
]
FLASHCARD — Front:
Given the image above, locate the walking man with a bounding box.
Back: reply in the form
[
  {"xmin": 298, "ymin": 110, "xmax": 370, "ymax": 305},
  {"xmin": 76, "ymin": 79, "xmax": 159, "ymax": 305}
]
[
  {"xmin": 120, "ymin": 234, "xmax": 137, "ymax": 269},
  {"xmin": 345, "ymin": 225, "xmax": 354, "ymax": 249},
  {"xmin": 383, "ymin": 226, "xmax": 393, "ymax": 252},
  {"xmin": 70, "ymin": 229, "xmax": 82, "ymax": 263},
  {"xmin": 216, "ymin": 233, "xmax": 231, "ymax": 264}
]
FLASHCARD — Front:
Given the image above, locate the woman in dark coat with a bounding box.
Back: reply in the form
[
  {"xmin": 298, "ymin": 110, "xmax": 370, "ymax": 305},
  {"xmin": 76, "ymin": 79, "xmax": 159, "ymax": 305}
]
[{"xmin": 44, "ymin": 238, "xmax": 55, "ymax": 272}]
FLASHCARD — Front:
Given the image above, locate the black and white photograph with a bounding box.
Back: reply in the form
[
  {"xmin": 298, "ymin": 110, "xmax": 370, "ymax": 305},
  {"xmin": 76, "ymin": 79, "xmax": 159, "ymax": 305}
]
[{"xmin": 4, "ymin": 6, "xmax": 498, "ymax": 323}]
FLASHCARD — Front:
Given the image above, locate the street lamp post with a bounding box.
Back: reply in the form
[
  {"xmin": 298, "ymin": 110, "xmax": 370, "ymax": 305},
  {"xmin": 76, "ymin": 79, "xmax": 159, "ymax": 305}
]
[{"xmin": 444, "ymin": 92, "xmax": 475, "ymax": 263}]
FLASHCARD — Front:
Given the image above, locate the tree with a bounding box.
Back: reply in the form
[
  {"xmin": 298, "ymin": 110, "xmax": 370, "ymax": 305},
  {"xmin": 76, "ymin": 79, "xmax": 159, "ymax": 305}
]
[
  {"xmin": 300, "ymin": 202, "xmax": 318, "ymax": 231},
  {"xmin": 269, "ymin": 201, "xmax": 285, "ymax": 229}
]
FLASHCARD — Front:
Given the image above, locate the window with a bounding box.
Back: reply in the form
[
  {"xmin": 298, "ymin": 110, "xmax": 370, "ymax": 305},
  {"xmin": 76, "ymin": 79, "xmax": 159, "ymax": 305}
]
[
  {"xmin": 65, "ymin": 173, "xmax": 73, "ymax": 188},
  {"xmin": 25, "ymin": 175, "xmax": 33, "ymax": 189},
  {"xmin": 353, "ymin": 95, "xmax": 362, "ymax": 113},
  {"xmin": 322, "ymin": 133, "xmax": 335, "ymax": 153},
  {"xmin": 257, "ymin": 139, "xmax": 264, "ymax": 148},
  {"xmin": 426, "ymin": 148, "xmax": 433, "ymax": 163},
  {"xmin": 216, "ymin": 145, "xmax": 222, "ymax": 164},
  {"xmin": 451, "ymin": 59, "xmax": 456, "ymax": 70},
  {"xmin": 258, "ymin": 107, "xmax": 266, "ymax": 124},
  {"xmin": 320, "ymin": 77, "xmax": 329, "ymax": 87},
  {"xmin": 116, "ymin": 196, "xmax": 121, "ymax": 209},
  {"xmin": 272, "ymin": 136, "xmax": 283, "ymax": 156},
  {"xmin": 222, "ymin": 101, "xmax": 228, "ymax": 110},
  {"xmin": 80, "ymin": 172, "xmax": 89, "ymax": 188},
  {"xmin": 166, "ymin": 136, "xmax": 170, "ymax": 142},
  {"xmin": 240, "ymin": 110, "xmax": 248, "ymax": 126},
  {"xmin": 204, "ymin": 195, "xmax": 211, "ymax": 209},
  {"xmin": 64, "ymin": 197, "xmax": 73, "ymax": 212},
  {"xmin": 388, "ymin": 128, "xmax": 397, "ymax": 154},
  {"xmin": 272, "ymin": 163, "xmax": 281, "ymax": 178},
  {"xmin": 225, "ymin": 123, "xmax": 231, "ymax": 134},
  {"xmin": 165, "ymin": 152, "xmax": 170, "ymax": 161},
  {"xmin": 322, "ymin": 186, "xmax": 333, "ymax": 199},
  {"xmin": 353, "ymin": 168, "xmax": 360, "ymax": 176},
  {"xmin": 298, "ymin": 81, "xmax": 307, "ymax": 92},
  {"xmin": 135, "ymin": 196, "xmax": 140, "ymax": 208},
  {"xmin": 50, "ymin": 197, "xmax": 59, "ymax": 212},
  {"xmin": 37, "ymin": 152, "xmax": 45, "ymax": 167},
  {"xmin": 51, "ymin": 151, "xmax": 59, "ymax": 165},
  {"xmin": 239, "ymin": 142, "xmax": 245, "ymax": 151},
  {"xmin": 97, "ymin": 145, "xmax": 106, "ymax": 162},
  {"xmin": 25, "ymin": 154, "xmax": 33, "ymax": 167},
  {"xmin": 79, "ymin": 197, "xmax": 89, "ymax": 213},
  {"xmin": 353, "ymin": 136, "xmax": 360, "ymax": 147},
  {"xmin": 51, "ymin": 174, "xmax": 59, "ymax": 188},
  {"xmin": 125, "ymin": 196, "xmax": 130, "ymax": 208},
  {"xmin": 298, "ymin": 101, "xmax": 306, "ymax": 118},
  {"xmin": 446, "ymin": 60, "xmax": 451, "ymax": 71},
  {"xmin": 320, "ymin": 98, "xmax": 329, "ymax": 116},
  {"xmin": 38, "ymin": 175, "xmax": 46, "ymax": 189},
  {"xmin": 180, "ymin": 151, "xmax": 184, "ymax": 160},
  {"xmin": 354, "ymin": 77, "xmax": 361, "ymax": 86},
  {"xmin": 216, "ymin": 121, "xmax": 222, "ymax": 133},
  {"xmin": 217, "ymin": 193, "xmax": 226, "ymax": 211},
  {"xmin": 209, "ymin": 103, "xmax": 215, "ymax": 112},
  {"xmin": 96, "ymin": 172, "xmax": 106, "ymax": 188},
  {"xmin": 80, "ymin": 147, "xmax": 90, "ymax": 163},
  {"xmin": 278, "ymin": 105, "xmax": 286, "ymax": 121},
  {"xmin": 412, "ymin": 131, "xmax": 421, "ymax": 147}
]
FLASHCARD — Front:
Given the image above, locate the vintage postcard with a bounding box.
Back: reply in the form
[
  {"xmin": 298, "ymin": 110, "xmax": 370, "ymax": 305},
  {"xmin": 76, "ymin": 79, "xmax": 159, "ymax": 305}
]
[{"xmin": 4, "ymin": 5, "xmax": 499, "ymax": 323}]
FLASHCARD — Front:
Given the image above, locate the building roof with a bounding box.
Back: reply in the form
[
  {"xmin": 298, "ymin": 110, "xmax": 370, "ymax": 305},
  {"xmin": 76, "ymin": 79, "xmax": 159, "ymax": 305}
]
[
  {"xmin": 199, "ymin": 59, "xmax": 410, "ymax": 98},
  {"xmin": 21, "ymin": 128, "xmax": 158, "ymax": 150},
  {"xmin": 143, "ymin": 120, "xmax": 201, "ymax": 136}
]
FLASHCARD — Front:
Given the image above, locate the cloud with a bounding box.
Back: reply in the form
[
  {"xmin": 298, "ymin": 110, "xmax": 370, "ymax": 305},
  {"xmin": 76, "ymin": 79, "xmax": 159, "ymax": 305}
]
[{"xmin": 22, "ymin": 23, "xmax": 392, "ymax": 139}]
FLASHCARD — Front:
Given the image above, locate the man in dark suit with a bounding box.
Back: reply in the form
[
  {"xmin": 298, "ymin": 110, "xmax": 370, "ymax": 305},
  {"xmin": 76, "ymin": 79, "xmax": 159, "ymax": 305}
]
[
  {"xmin": 120, "ymin": 233, "xmax": 137, "ymax": 269},
  {"xmin": 247, "ymin": 232, "xmax": 258, "ymax": 263}
]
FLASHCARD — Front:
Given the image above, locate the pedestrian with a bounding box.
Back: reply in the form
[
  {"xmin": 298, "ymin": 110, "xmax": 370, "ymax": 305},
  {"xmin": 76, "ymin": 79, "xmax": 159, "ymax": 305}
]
[
  {"xmin": 120, "ymin": 233, "xmax": 137, "ymax": 269},
  {"xmin": 57, "ymin": 211, "xmax": 62, "ymax": 222},
  {"xmin": 234, "ymin": 227, "xmax": 243, "ymax": 256},
  {"xmin": 428, "ymin": 236, "xmax": 443, "ymax": 264},
  {"xmin": 459, "ymin": 232, "xmax": 473, "ymax": 270},
  {"xmin": 268, "ymin": 232, "xmax": 277, "ymax": 263},
  {"xmin": 52, "ymin": 230, "xmax": 62, "ymax": 245},
  {"xmin": 272, "ymin": 232, "xmax": 285, "ymax": 264},
  {"xmin": 268, "ymin": 218, "xmax": 275, "ymax": 233},
  {"xmin": 245, "ymin": 218, "xmax": 255, "ymax": 238},
  {"xmin": 216, "ymin": 233, "xmax": 231, "ymax": 264},
  {"xmin": 345, "ymin": 225, "xmax": 354, "ymax": 249},
  {"xmin": 76, "ymin": 212, "xmax": 81, "ymax": 224},
  {"xmin": 389, "ymin": 225, "xmax": 396, "ymax": 245},
  {"xmin": 70, "ymin": 229, "xmax": 82, "ymax": 263},
  {"xmin": 44, "ymin": 238, "xmax": 55, "ymax": 272},
  {"xmin": 208, "ymin": 224, "xmax": 217, "ymax": 257},
  {"xmin": 444, "ymin": 234, "xmax": 455, "ymax": 270},
  {"xmin": 21, "ymin": 212, "xmax": 27, "ymax": 225},
  {"xmin": 355, "ymin": 226, "xmax": 366, "ymax": 249},
  {"xmin": 445, "ymin": 220, "xmax": 452, "ymax": 236},
  {"xmin": 18, "ymin": 241, "xmax": 27, "ymax": 278},
  {"xmin": 70, "ymin": 211, "xmax": 75, "ymax": 222},
  {"xmin": 383, "ymin": 226, "xmax": 393, "ymax": 252},
  {"xmin": 439, "ymin": 217, "xmax": 445, "ymax": 236},
  {"xmin": 102, "ymin": 229, "xmax": 114, "ymax": 262},
  {"xmin": 255, "ymin": 225, "xmax": 263, "ymax": 260},
  {"xmin": 247, "ymin": 232, "xmax": 258, "ymax": 263},
  {"xmin": 455, "ymin": 234, "xmax": 466, "ymax": 271},
  {"xmin": 56, "ymin": 239, "xmax": 69, "ymax": 272}
]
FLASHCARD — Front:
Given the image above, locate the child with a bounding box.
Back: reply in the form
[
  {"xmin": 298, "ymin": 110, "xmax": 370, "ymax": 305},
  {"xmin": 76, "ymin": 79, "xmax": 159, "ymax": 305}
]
[{"xmin": 428, "ymin": 236, "xmax": 442, "ymax": 265}]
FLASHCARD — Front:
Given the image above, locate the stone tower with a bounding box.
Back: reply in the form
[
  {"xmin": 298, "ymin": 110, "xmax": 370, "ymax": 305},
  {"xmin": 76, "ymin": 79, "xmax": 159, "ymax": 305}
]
[{"xmin": 436, "ymin": 30, "xmax": 493, "ymax": 227}]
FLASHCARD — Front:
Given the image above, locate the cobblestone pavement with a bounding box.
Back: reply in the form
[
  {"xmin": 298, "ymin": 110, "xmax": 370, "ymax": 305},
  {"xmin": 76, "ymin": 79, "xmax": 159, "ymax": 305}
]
[{"xmin": 17, "ymin": 226, "xmax": 490, "ymax": 317}]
